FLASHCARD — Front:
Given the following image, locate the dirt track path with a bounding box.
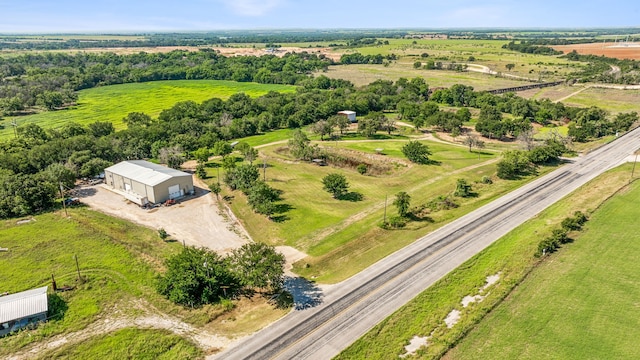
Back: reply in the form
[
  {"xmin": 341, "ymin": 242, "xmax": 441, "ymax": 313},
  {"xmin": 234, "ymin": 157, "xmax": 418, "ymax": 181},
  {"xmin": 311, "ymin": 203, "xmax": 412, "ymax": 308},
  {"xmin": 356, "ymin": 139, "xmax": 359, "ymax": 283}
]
[
  {"xmin": 555, "ymin": 86, "xmax": 591, "ymax": 103},
  {"xmin": 7, "ymin": 301, "xmax": 231, "ymax": 360}
]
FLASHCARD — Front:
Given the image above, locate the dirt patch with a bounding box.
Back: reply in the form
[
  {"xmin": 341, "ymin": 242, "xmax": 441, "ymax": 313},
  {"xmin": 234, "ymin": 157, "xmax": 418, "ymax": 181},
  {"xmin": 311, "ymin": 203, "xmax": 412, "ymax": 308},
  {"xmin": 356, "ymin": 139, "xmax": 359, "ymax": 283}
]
[
  {"xmin": 553, "ymin": 42, "xmax": 640, "ymax": 60},
  {"xmin": 444, "ymin": 309, "xmax": 461, "ymax": 328},
  {"xmin": 7, "ymin": 300, "xmax": 231, "ymax": 360},
  {"xmin": 401, "ymin": 335, "xmax": 430, "ymax": 358},
  {"xmin": 75, "ymin": 183, "xmax": 248, "ymax": 253}
]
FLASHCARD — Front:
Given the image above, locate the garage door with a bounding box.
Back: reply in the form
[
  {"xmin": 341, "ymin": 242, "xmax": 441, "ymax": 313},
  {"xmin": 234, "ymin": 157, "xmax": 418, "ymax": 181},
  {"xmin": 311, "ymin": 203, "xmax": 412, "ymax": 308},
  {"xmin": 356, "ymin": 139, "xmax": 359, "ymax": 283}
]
[{"xmin": 168, "ymin": 184, "xmax": 181, "ymax": 199}]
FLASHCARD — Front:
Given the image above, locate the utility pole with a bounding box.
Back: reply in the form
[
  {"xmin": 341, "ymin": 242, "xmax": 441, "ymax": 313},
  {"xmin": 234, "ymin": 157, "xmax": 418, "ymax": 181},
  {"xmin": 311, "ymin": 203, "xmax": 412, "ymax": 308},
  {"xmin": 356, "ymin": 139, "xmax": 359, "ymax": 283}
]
[
  {"xmin": 11, "ymin": 120, "xmax": 18, "ymax": 139},
  {"xmin": 217, "ymin": 166, "xmax": 220, "ymax": 186},
  {"xmin": 74, "ymin": 254, "xmax": 83, "ymax": 283},
  {"xmin": 383, "ymin": 195, "xmax": 388, "ymax": 224},
  {"xmin": 60, "ymin": 182, "xmax": 68, "ymax": 217},
  {"xmin": 631, "ymin": 153, "xmax": 638, "ymax": 181},
  {"xmin": 263, "ymin": 158, "xmax": 267, "ymax": 181}
]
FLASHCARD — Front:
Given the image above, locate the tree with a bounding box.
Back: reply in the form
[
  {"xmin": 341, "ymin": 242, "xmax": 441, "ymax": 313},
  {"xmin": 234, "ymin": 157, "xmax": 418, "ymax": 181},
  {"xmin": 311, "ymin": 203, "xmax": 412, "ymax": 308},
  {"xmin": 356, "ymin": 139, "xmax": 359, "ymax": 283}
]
[
  {"xmin": 462, "ymin": 134, "xmax": 485, "ymax": 152},
  {"xmin": 230, "ymin": 243, "xmax": 286, "ymax": 292},
  {"xmin": 311, "ymin": 120, "xmax": 332, "ymax": 140},
  {"xmin": 123, "ymin": 112, "xmax": 153, "ymax": 128},
  {"xmin": 212, "ymin": 141, "xmax": 232, "ymax": 158},
  {"xmin": 322, "ymin": 173, "xmax": 349, "ymax": 199},
  {"xmin": 454, "ymin": 178, "xmax": 473, "ymax": 197},
  {"xmin": 156, "ymin": 246, "xmax": 239, "ymax": 308},
  {"xmin": 235, "ymin": 142, "xmax": 258, "ymax": 164},
  {"xmin": 193, "ymin": 147, "xmax": 211, "ymax": 165},
  {"xmin": 158, "ymin": 146, "xmax": 185, "ymax": 169},
  {"xmin": 506, "ymin": 63, "xmax": 516, "ymax": 71},
  {"xmin": 288, "ymin": 129, "xmax": 318, "ymax": 160},
  {"xmin": 401, "ymin": 141, "xmax": 432, "ymax": 164},
  {"xmin": 195, "ymin": 163, "xmax": 207, "ymax": 179},
  {"xmin": 247, "ymin": 181, "xmax": 280, "ymax": 217},
  {"xmin": 393, "ymin": 191, "xmax": 411, "ymax": 217},
  {"xmin": 456, "ymin": 107, "xmax": 472, "ymax": 123},
  {"xmin": 413, "ymin": 61, "xmax": 422, "ymax": 69},
  {"xmin": 79, "ymin": 158, "xmax": 112, "ymax": 178},
  {"xmin": 88, "ymin": 121, "xmax": 114, "ymax": 137},
  {"xmin": 208, "ymin": 182, "xmax": 221, "ymax": 199},
  {"xmin": 224, "ymin": 164, "xmax": 259, "ymax": 193},
  {"xmin": 44, "ymin": 163, "xmax": 75, "ymax": 196},
  {"xmin": 497, "ymin": 150, "xmax": 535, "ymax": 179}
]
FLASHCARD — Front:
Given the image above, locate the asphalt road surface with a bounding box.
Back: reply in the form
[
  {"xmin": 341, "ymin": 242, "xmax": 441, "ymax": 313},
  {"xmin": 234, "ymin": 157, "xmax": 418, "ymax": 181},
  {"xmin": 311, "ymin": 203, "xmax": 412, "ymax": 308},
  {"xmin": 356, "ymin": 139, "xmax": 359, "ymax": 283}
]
[{"xmin": 217, "ymin": 127, "xmax": 640, "ymax": 360}]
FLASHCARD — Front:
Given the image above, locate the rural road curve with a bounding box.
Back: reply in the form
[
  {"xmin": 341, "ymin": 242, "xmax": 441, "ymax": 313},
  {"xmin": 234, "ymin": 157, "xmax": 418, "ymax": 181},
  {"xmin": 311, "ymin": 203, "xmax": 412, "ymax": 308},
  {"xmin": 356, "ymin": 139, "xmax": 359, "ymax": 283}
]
[{"xmin": 216, "ymin": 127, "xmax": 640, "ymax": 360}]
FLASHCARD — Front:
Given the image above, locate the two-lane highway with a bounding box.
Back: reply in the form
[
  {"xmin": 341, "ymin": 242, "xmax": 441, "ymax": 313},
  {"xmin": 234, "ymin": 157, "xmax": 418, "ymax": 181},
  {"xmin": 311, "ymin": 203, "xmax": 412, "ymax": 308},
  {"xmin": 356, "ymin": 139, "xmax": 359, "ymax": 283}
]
[{"xmin": 217, "ymin": 127, "xmax": 640, "ymax": 360}]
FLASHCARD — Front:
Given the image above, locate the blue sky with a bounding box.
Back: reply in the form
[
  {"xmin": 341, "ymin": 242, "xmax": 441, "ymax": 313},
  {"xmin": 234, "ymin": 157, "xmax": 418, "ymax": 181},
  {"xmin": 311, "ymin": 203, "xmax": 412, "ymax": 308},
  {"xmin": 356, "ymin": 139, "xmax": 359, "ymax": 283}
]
[{"xmin": 1, "ymin": 0, "xmax": 638, "ymax": 33}]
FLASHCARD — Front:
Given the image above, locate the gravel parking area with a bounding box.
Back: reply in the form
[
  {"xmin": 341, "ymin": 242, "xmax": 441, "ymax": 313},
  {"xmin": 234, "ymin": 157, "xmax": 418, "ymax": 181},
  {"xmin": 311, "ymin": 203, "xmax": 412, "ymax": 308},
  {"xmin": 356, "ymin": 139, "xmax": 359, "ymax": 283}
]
[{"xmin": 75, "ymin": 184, "xmax": 248, "ymax": 252}]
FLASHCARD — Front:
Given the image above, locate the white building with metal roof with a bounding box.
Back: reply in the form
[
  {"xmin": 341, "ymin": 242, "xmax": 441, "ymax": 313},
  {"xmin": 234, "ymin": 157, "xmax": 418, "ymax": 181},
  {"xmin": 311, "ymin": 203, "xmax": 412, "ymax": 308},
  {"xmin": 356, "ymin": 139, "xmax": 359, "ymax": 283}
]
[
  {"xmin": 337, "ymin": 110, "xmax": 357, "ymax": 123},
  {"xmin": 0, "ymin": 286, "xmax": 48, "ymax": 337},
  {"xmin": 104, "ymin": 160, "xmax": 194, "ymax": 205}
]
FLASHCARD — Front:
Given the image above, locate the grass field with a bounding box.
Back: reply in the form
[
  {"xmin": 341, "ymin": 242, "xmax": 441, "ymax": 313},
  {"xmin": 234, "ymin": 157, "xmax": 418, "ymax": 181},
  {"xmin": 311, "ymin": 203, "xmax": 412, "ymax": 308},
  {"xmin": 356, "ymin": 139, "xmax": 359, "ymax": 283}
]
[
  {"xmin": 206, "ymin": 133, "xmax": 563, "ymax": 283},
  {"xmin": 37, "ymin": 328, "xmax": 202, "ymax": 360},
  {"xmin": 337, "ymin": 164, "xmax": 637, "ymax": 360},
  {"xmin": 562, "ymin": 87, "xmax": 640, "ymax": 114},
  {"xmin": 446, "ymin": 175, "xmax": 640, "ymax": 359},
  {"xmin": 0, "ymin": 208, "xmax": 286, "ymax": 357},
  {"xmin": 0, "ymin": 80, "xmax": 295, "ymax": 140},
  {"xmin": 331, "ymin": 39, "xmax": 582, "ymax": 81},
  {"xmin": 321, "ymin": 63, "xmax": 529, "ymax": 89}
]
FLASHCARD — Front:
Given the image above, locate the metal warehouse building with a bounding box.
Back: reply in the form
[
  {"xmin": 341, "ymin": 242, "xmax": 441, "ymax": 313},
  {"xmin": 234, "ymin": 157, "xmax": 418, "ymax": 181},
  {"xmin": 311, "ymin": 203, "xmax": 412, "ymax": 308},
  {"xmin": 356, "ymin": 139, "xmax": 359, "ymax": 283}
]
[
  {"xmin": 104, "ymin": 160, "xmax": 194, "ymax": 205},
  {"xmin": 0, "ymin": 286, "xmax": 48, "ymax": 337}
]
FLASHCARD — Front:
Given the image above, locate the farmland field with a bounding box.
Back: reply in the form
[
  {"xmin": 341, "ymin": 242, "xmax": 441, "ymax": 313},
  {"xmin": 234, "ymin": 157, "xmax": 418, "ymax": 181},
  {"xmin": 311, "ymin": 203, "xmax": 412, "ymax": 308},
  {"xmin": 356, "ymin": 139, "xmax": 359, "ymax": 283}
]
[
  {"xmin": 445, "ymin": 176, "xmax": 640, "ymax": 360},
  {"xmin": 553, "ymin": 42, "xmax": 640, "ymax": 60},
  {"xmin": 0, "ymin": 80, "xmax": 295, "ymax": 140},
  {"xmin": 337, "ymin": 164, "xmax": 637, "ymax": 360}
]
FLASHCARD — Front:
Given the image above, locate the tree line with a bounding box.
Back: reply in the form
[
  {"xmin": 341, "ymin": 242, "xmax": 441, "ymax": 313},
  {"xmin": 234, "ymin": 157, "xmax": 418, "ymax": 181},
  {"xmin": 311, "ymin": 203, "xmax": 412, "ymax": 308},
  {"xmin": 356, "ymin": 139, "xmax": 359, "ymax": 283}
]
[
  {"xmin": 0, "ymin": 50, "xmax": 339, "ymax": 115},
  {"xmin": 1, "ymin": 71, "xmax": 636, "ymax": 219}
]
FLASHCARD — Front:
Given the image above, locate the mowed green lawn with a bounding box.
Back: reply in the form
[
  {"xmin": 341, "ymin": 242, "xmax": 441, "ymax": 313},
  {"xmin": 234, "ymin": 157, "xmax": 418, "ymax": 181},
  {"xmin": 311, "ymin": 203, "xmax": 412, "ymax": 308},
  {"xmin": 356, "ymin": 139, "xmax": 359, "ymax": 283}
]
[
  {"xmin": 0, "ymin": 80, "xmax": 295, "ymax": 140},
  {"xmin": 207, "ymin": 137, "xmax": 563, "ymax": 282},
  {"xmin": 446, "ymin": 179, "xmax": 640, "ymax": 360}
]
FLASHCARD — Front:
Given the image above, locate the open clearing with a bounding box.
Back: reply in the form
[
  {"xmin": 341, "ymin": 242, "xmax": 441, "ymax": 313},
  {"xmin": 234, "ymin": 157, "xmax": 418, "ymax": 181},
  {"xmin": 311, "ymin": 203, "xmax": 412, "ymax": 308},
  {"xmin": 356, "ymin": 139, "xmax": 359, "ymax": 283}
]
[
  {"xmin": 0, "ymin": 80, "xmax": 295, "ymax": 140},
  {"xmin": 445, "ymin": 177, "xmax": 640, "ymax": 360},
  {"xmin": 0, "ymin": 208, "xmax": 288, "ymax": 358},
  {"xmin": 75, "ymin": 183, "xmax": 248, "ymax": 252},
  {"xmin": 337, "ymin": 163, "xmax": 637, "ymax": 360},
  {"xmin": 553, "ymin": 42, "xmax": 640, "ymax": 60}
]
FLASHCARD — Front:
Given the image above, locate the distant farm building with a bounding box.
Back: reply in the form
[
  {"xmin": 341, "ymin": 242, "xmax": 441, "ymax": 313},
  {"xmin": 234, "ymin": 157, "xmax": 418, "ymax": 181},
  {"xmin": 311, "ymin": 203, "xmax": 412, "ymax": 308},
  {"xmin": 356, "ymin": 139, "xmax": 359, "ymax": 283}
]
[
  {"xmin": 104, "ymin": 160, "xmax": 194, "ymax": 206},
  {"xmin": 0, "ymin": 286, "xmax": 48, "ymax": 337},
  {"xmin": 338, "ymin": 110, "xmax": 357, "ymax": 123}
]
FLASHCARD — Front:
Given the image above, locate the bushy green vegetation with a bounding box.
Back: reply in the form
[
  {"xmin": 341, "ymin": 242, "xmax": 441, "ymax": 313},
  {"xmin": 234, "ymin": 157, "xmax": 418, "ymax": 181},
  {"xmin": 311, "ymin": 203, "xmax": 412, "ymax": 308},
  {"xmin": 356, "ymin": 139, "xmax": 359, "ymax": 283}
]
[
  {"xmin": 448, "ymin": 178, "xmax": 640, "ymax": 360},
  {"xmin": 36, "ymin": 328, "xmax": 203, "ymax": 360},
  {"xmin": 157, "ymin": 243, "xmax": 285, "ymax": 308}
]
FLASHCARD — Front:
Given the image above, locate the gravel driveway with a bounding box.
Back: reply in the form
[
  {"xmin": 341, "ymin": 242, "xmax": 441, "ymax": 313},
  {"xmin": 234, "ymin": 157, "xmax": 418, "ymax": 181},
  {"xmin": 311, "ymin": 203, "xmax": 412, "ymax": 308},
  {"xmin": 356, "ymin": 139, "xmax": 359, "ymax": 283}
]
[{"xmin": 75, "ymin": 184, "xmax": 248, "ymax": 252}]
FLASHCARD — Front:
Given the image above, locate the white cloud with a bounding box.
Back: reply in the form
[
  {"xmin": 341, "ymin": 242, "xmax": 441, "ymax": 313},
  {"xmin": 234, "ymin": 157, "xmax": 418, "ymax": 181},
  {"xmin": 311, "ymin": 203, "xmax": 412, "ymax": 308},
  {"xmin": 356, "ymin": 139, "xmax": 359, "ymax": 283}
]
[{"xmin": 219, "ymin": 0, "xmax": 285, "ymax": 16}]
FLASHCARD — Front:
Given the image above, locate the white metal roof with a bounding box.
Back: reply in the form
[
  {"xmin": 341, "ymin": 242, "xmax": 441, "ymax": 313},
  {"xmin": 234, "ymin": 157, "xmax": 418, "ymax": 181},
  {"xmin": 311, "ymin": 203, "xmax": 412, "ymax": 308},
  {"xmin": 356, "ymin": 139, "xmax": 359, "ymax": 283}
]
[
  {"xmin": 104, "ymin": 160, "xmax": 192, "ymax": 187},
  {"xmin": 0, "ymin": 286, "xmax": 48, "ymax": 323},
  {"xmin": 338, "ymin": 110, "xmax": 356, "ymax": 115}
]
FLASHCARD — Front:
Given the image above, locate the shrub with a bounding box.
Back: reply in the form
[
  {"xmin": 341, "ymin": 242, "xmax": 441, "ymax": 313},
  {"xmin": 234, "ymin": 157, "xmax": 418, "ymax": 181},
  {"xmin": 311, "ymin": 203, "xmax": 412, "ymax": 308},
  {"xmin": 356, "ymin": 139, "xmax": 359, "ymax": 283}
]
[{"xmin": 356, "ymin": 164, "xmax": 368, "ymax": 175}]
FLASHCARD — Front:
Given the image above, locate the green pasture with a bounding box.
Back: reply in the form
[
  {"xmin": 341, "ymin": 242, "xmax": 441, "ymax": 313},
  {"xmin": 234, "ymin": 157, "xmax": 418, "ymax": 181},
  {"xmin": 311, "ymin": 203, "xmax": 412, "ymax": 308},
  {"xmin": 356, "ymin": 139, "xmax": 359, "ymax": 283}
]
[
  {"xmin": 0, "ymin": 209, "xmax": 182, "ymax": 355},
  {"xmin": 0, "ymin": 80, "xmax": 295, "ymax": 140},
  {"xmin": 37, "ymin": 328, "xmax": 202, "ymax": 360},
  {"xmin": 338, "ymin": 164, "xmax": 637, "ymax": 359},
  {"xmin": 562, "ymin": 87, "xmax": 640, "ymax": 114},
  {"xmin": 447, "ymin": 174, "xmax": 640, "ymax": 360},
  {"xmin": 203, "ymin": 136, "xmax": 571, "ymax": 283}
]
